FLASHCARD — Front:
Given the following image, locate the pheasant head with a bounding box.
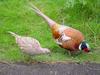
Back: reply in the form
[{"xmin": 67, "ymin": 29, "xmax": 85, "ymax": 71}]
[{"xmin": 79, "ymin": 41, "xmax": 90, "ymax": 52}]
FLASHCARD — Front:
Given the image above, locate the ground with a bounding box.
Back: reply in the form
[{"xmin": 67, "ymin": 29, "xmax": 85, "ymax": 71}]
[{"xmin": 0, "ymin": 62, "xmax": 100, "ymax": 75}]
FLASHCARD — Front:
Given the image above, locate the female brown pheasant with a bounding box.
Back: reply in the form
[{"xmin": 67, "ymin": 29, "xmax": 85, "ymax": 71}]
[
  {"xmin": 8, "ymin": 31, "xmax": 50, "ymax": 55},
  {"xmin": 29, "ymin": 3, "xmax": 90, "ymax": 54}
]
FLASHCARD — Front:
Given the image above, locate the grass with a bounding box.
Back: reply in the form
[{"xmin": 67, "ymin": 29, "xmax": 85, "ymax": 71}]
[{"xmin": 0, "ymin": 0, "xmax": 100, "ymax": 63}]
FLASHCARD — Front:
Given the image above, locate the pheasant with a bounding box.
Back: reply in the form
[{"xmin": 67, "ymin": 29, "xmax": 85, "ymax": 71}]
[
  {"xmin": 8, "ymin": 31, "xmax": 50, "ymax": 56},
  {"xmin": 29, "ymin": 3, "xmax": 90, "ymax": 54}
]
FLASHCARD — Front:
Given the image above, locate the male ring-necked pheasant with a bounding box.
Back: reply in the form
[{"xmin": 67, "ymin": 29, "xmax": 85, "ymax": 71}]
[{"xmin": 29, "ymin": 3, "xmax": 90, "ymax": 54}]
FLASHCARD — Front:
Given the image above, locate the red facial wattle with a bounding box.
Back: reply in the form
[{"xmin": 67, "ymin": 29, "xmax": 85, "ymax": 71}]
[{"xmin": 83, "ymin": 48, "xmax": 89, "ymax": 52}]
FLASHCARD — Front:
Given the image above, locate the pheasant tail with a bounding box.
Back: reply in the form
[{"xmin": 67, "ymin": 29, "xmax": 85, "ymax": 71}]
[
  {"xmin": 8, "ymin": 31, "xmax": 19, "ymax": 38},
  {"xmin": 29, "ymin": 2, "xmax": 57, "ymax": 27}
]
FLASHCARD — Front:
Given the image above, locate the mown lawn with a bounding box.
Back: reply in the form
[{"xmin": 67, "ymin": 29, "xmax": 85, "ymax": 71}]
[{"xmin": 0, "ymin": 0, "xmax": 100, "ymax": 63}]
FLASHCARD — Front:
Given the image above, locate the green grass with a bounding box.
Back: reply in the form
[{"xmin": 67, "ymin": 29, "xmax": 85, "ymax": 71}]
[{"xmin": 0, "ymin": 0, "xmax": 100, "ymax": 63}]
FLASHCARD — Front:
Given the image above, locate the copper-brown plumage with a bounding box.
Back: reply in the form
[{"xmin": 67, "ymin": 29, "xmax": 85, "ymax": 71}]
[
  {"xmin": 51, "ymin": 24, "xmax": 61, "ymax": 39},
  {"xmin": 59, "ymin": 28, "xmax": 84, "ymax": 51},
  {"xmin": 29, "ymin": 3, "xmax": 90, "ymax": 54}
]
